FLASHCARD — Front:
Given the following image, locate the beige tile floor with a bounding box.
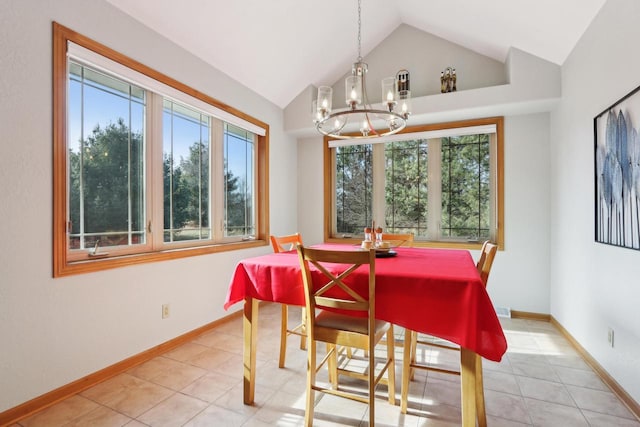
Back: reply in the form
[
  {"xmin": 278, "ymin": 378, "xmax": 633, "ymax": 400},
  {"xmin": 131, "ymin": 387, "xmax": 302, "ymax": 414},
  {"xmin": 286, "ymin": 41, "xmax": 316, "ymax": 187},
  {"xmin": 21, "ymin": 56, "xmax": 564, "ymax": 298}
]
[{"xmin": 12, "ymin": 303, "xmax": 640, "ymax": 427}]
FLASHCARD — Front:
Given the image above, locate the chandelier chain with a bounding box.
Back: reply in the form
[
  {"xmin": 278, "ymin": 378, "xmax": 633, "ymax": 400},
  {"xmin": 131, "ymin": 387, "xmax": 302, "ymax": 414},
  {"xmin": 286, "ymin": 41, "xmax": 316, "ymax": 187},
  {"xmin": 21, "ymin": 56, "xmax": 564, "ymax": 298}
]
[{"xmin": 357, "ymin": 0, "xmax": 362, "ymax": 62}]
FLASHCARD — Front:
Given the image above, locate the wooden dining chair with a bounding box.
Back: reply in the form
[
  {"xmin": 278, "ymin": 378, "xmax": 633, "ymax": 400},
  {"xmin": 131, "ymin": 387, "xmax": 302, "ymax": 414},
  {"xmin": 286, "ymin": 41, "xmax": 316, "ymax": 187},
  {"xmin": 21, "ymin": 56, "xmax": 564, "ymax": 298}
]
[
  {"xmin": 400, "ymin": 241, "xmax": 498, "ymax": 415},
  {"xmin": 270, "ymin": 233, "xmax": 306, "ymax": 368},
  {"xmin": 297, "ymin": 245, "xmax": 395, "ymax": 427},
  {"xmin": 381, "ymin": 232, "xmax": 414, "ymax": 248}
]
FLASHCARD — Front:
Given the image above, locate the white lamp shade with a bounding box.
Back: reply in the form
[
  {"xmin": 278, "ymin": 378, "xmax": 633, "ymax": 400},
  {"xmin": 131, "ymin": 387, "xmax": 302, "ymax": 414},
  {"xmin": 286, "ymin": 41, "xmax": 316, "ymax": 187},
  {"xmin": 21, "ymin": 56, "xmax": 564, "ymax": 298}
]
[
  {"xmin": 345, "ymin": 75, "xmax": 362, "ymax": 106},
  {"xmin": 317, "ymin": 86, "xmax": 333, "ymax": 115}
]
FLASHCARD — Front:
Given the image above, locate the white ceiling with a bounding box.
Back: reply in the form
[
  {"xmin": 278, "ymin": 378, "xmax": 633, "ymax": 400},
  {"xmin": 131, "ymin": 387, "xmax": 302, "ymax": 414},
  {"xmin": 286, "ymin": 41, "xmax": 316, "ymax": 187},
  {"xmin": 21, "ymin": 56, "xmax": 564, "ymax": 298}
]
[{"xmin": 106, "ymin": 0, "xmax": 606, "ymax": 109}]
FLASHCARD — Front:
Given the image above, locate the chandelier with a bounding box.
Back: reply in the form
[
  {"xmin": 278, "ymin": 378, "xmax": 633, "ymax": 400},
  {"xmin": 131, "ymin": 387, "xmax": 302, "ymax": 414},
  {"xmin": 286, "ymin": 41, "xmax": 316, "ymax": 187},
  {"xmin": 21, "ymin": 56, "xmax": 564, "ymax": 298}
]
[{"xmin": 313, "ymin": 0, "xmax": 411, "ymax": 139}]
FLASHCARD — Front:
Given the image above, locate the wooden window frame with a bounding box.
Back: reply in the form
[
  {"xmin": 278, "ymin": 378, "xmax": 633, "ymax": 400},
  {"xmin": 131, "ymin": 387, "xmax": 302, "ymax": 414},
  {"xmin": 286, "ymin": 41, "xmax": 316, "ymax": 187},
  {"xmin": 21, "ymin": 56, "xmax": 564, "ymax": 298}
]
[
  {"xmin": 53, "ymin": 22, "xmax": 269, "ymax": 277},
  {"xmin": 323, "ymin": 117, "xmax": 504, "ymax": 250}
]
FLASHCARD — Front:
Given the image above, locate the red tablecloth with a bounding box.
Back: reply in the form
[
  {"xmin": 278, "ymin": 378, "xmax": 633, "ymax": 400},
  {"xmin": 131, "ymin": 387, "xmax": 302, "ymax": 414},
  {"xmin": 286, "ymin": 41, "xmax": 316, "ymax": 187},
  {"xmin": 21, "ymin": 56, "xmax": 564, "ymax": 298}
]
[{"xmin": 225, "ymin": 245, "xmax": 507, "ymax": 362}]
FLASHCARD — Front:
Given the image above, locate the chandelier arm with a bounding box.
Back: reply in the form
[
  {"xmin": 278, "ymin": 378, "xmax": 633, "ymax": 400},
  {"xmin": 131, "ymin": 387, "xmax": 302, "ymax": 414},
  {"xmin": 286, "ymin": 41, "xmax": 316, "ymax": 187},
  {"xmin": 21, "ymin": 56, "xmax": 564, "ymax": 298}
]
[
  {"xmin": 360, "ymin": 64, "xmax": 370, "ymax": 108},
  {"xmin": 316, "ymin": 108, "xmax": 407, "ymax": 139}
]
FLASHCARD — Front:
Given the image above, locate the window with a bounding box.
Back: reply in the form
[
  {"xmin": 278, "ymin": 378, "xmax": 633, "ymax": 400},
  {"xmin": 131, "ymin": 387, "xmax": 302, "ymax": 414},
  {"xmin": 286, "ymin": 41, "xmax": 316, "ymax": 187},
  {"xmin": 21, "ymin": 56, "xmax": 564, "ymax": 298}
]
[
  {"xmin": 68, "ymin": 62, "xmax": 147, "ymax": 253},
  {"xmin": 162, "ymin": 100, "xmax": 211, "ymax": 244},
  {"xmin": 53, "ymin": 23, "xmax": 269, "ymax": 276},
  {"xmin": 325, "ymin": 118, "xmax": 503, "ymax": 248},
  {"xmin": 224, "ymin": 124, "xmax": 255, "ymax": 237},
  {"xmin": 335, "ymin": 144, "xmax": 373, "ymax": 233}
]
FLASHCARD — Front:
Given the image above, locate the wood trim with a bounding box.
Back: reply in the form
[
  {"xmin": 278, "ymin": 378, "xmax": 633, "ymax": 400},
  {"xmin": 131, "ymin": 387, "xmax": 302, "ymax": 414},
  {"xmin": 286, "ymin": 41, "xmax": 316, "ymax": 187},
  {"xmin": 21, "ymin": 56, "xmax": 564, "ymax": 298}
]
[
  {"xmin": 495, "ymin": 116, "xmax": 505, "ymax": 250},
  {"xmin": 52, "ymin": 22, "xmax": 69, "ymax": 279},
  {"xmin": 55, "ymin": 239, "xmax": 268, "ymax": 277},
  {"xmin": 510, "ymin": 310, "xmax": 551, "ymax": 321},
  {"xmin": 0, "ymin": 309, "xmax": 244, "ymax": 426},
  {"xmin": 550, "ymin": 316, "xmax": 640, "ymax": 421},
  {"xmin": 322, "ymin": 117, "xmax": 504, "ymax": 248},
  {"xmin": 323, "ymin": 137, "xmax": 332, "ymax": 243},
  {"xmin": 51, "ymin": 22, "xmax": 270, "ymax": 277},
  {"xmin": 257, "ymin": 128, "xmax": 270, "ymax": 243}
]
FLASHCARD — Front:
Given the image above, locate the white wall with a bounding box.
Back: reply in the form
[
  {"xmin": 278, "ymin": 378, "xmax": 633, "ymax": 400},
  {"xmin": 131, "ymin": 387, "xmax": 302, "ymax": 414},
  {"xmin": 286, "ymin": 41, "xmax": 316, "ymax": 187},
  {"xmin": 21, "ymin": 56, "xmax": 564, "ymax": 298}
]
[
  {"xmin": 550, "ymin": 0, "xmax": 640, "ymax": 403},
  {"xmin": 0, "ymin": 0, "xmax": 296, "ymax": 411},
  {"xmin": 497, "ymin": 114, "xmax": 551, "ymax": 312}
]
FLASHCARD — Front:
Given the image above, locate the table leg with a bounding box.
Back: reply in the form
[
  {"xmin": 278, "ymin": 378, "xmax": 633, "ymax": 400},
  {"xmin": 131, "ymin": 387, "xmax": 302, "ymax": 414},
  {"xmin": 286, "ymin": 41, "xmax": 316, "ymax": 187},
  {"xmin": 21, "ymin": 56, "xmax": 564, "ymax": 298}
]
[
  {"xmin": 460, "ymin": 348, "xmax": 487, "ymax": 427},
  {"xmin": 243, "ymin": 297, "xmax": 259, "ymax": 404}
]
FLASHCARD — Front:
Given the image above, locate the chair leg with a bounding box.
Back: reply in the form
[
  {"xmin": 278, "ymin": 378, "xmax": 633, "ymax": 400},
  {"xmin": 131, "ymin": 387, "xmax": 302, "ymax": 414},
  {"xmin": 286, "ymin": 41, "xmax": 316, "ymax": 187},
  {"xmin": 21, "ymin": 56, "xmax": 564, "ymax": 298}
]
[
  {"xmin": 400, "ymin": 329, "xmax": 414, "ymax": 413},
  {"xmin": 368, "ymin": 337, "xmax": 375, "ymax": 427},
  {"xmin": 327, "ymin": 344, "xmax": 338, "ymax": 389},
  {"xmin": 279, "ymin": 304, "xmax": 288, "ymax": 368},
  {"xmin": 305, "ymin": 338, "xmax": 316, "ymax": 427},
  {"xmin": 410, "ymin": 329, "xmax": 417, "ymax": 380},
  {"xmin": 386, "ymin": 325, "xmax": 396, "ymax": 405},
  {"xmin": 300, "ymin": 308, "xmax": 307, "ymax": 350}
]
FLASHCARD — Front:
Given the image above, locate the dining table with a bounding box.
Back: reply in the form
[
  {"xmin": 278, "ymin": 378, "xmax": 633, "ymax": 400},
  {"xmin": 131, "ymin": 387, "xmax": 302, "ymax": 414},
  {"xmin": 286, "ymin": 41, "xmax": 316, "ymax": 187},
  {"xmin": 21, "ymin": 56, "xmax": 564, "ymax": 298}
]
[{"xmin": 224, "ymin": 244, "xmax": 507, "ymax": 427}]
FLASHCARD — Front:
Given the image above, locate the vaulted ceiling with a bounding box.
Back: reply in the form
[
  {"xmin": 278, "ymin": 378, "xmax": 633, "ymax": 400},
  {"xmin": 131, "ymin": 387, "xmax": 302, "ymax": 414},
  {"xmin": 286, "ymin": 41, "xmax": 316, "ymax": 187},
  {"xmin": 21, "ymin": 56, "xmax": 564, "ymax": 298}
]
[{"xmin": 106, "ymin": 0, "xmax": 606, "ymax": 109}]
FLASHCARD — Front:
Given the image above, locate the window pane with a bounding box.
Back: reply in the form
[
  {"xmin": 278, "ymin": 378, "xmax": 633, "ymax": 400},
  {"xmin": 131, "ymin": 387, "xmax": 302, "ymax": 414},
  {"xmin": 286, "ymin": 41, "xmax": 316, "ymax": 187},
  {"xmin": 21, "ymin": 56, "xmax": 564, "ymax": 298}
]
[
  {"xmin": 336, "ymin": 144, "xmax": 373, "ymax": 235},
  {"xmin": 224, "ymin": 124, "xmax": 255, "ymax": 237},
  {"xmin": 68, "ymin": 62, "xmax": 146, "ymax": 250},
  {"xmin": 163, "ymin": 100, "xmax": 211, "ymax": 242},
  {"xmin": 441, "ymin": 134, "xmax": 490, "ymax": 240},
  {"xmin": 384, "ymin": 140, "xmax": 428, "ymax": 236}
]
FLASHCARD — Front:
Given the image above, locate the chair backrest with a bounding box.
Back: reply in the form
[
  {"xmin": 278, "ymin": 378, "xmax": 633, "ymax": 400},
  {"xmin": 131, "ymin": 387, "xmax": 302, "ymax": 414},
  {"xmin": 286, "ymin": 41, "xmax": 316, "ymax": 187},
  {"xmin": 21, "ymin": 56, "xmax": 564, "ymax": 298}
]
[
  {"xmin": 381, "ymin": 233, "xmax": 414, "ymax": 248},
  {"xmin": 270, "ymin": 233, "xmax": 303, "ymax": 253},
  {"xmin": 297, "ymin": 245, "xmax": 376, "ymax": 330},
  {"xmin": 476, "ymin": 241, "xmax": 498, "ymax": 287}
]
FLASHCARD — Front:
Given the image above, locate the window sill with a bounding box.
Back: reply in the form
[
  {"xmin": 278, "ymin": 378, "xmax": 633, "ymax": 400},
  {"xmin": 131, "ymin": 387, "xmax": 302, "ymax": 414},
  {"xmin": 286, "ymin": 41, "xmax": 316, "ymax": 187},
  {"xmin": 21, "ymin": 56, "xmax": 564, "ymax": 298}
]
[
  {"xmin": 325, "ymin": 237, "xmax": 495, "ymax": 251},
  {"xmin": 54, "ymin": 239, "xmax": 268, "ymax": 277}
]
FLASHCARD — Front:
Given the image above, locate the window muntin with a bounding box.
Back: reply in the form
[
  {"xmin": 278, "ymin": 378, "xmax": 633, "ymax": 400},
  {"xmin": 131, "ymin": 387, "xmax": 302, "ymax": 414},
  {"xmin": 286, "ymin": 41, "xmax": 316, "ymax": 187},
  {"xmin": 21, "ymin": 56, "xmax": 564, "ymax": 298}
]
[
  {"xmin": 325, "ymin": 119, "xmax": 503, "ymax": 247},
  {"xmin": 68, "ymin": 61, "xmax": 147, "ymax": 254},
  {"xmin": 53, "ymin": 23, "xmax": 269, "ymax": 276}
]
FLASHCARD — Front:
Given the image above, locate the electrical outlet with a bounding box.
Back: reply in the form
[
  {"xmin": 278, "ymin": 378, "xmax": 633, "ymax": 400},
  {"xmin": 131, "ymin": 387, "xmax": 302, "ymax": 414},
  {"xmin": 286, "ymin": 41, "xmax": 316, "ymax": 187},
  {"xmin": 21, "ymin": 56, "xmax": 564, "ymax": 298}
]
[
  {"xmin": 607, "ymin": 327, "xmax": 614, "ymax": 348},
  {"xmin": 162, "ymin": 304, "xmax": 170, "ymax": 319}
]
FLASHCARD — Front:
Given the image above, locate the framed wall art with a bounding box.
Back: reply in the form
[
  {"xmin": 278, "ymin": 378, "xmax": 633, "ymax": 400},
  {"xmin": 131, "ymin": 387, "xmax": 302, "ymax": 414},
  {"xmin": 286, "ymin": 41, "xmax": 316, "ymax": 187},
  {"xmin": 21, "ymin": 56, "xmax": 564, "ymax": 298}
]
[{"xmin": 594, "ymin": 84, "xmax": 640, "ymax": 250}]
